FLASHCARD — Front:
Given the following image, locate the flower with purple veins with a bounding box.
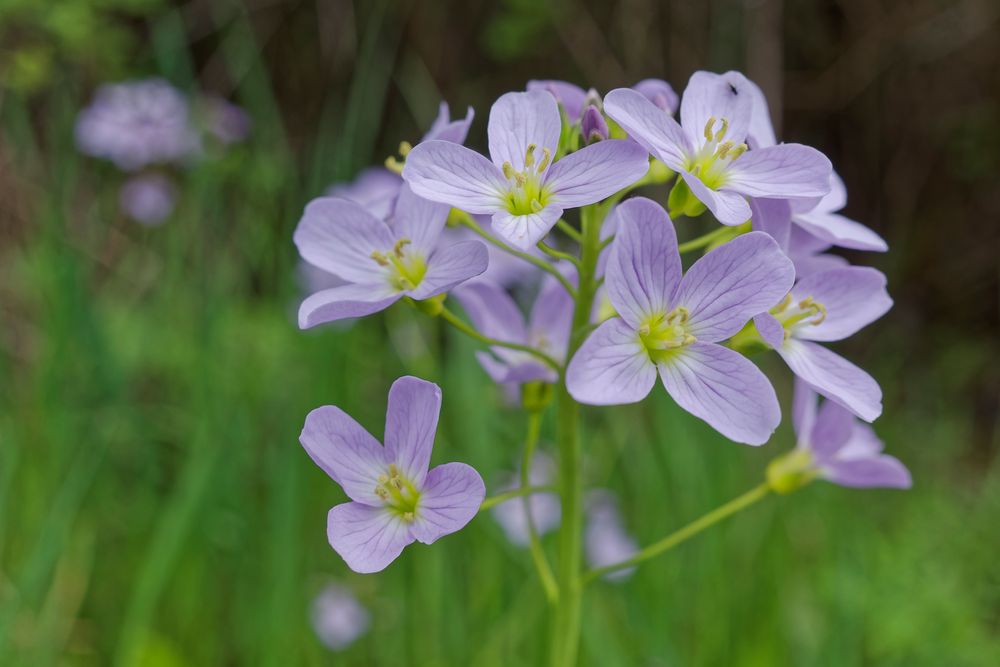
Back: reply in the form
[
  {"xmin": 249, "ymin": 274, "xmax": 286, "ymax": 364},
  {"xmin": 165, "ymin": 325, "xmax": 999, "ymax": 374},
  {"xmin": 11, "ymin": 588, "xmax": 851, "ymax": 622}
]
[
  {"xmin": 566, "ymin": 197, "xmax": 795, "ymax": 445},
  {"xmin": 300, "ymin": 376, "xmax": 486, "ymax": 573},
  {"xmin": 492, "ymin": 452, "xmax": 561, "ymax": 546},
  {"xmin": 118, "ymin": 173, "xmax": 176, "ymax": 226},
  {"xmin": 402, "ymin": 90, "xmax": 650, "ymax": 250},
  {"xmin": 293, "ymin": 185, "xmax": 488, "ymax": 328},
  {"xmin": 311, "ymin": 583, "xmax": 371, "ymax": 651},
  {"xmin": 753, "ymin": 266, "xmax": 893, "ymax": 423},
  {"xmin": 603, "ymin": 71, "xmax": 832, "ymax": 225},
  {"xmin": 769, "ymin": 381, "xmax": 911, "ymax": 492},
  {"xmin": 749, "ymin": 197, "xmax": 851, "ymax": 278},
  {"xmin": 585, "ymin": 490, "xmax": 638, "ymax": 582}
]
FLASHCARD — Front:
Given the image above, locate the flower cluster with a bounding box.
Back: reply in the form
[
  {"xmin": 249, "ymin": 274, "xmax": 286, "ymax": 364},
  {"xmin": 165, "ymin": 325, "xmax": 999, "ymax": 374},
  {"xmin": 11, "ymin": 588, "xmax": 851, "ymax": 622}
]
[{"xmin": 294, "ymin": 70, "xmax": 909, "ymax": 579}]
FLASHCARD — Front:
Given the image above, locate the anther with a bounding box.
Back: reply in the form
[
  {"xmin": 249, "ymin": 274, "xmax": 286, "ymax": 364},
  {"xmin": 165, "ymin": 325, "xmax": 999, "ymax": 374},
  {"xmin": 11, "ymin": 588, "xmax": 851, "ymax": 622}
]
[
  {"xmin": 728, "ymin": 144, "xmax": 747, "ymax": 160},
  {"xmin": 398, "ymin": 141, "xmax": 413, "ymax": 157},
  {"xmin": 537, "ymin": 147, "xmax": 552, "ymax": 172},
  {"xmin": 514, "ymin": 173, "xmax": 527, "ymax": 186},
  {"xmin": 530, "ymin": 199, "xmax": 543, "ymax": 213},
  {"xmin": 502, "ymin": 161, "xmax": 515, "ymax": 180},
  {"xmin": 716, "ymin": 141, "xmax": 734, "ymax": 159},
  {"xmin": 393, "ymin": 238, "xmax": 411, "ymax": 258},
  {"xmin": 524, "ymin": 144, "xmax": 537, "ymax": 169},
  {"xmin": 402, "ymin": 511, "xmax": 415, "ymax": 522},
  {"xmin": 384, "ymin": 156, "xmax": 404, "ymax": 174},
  {"xmin": 714, "ymin": 118, "xmax": 729, "ymax": 141},
  {"xmin": 370, "ymin": 251, "xmax": 390, "ymax": 267},
  {"xmin": 704, "ymin": 116, "xmax": 716, "ymax": 143}
]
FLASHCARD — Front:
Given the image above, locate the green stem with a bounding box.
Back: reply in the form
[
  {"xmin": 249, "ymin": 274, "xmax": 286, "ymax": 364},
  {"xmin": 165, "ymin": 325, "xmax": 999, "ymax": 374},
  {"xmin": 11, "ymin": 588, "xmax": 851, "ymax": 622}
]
[
  {"xmin": 478, "ymin": 484, "xmax": 557, "ymax": 512},
  {"xmin": 676, "ymin": 224, "xmax": 742, "ymax": 254},
  {"xmin": 581, "ymin": 483, "xmax": 771, "ymax": 585},
  {"xmin": 538, "ymin": 241, "xmax": 581, "ymax": 267},
  {"xmin": 556, "ymin": 219, "xmax": 582, "ymax": 242},
  {"xmin": 521, "ymin": 411, "xmax": 560, "ymax": 604},
  {"xmin": 438, "ymin": 306, "xmax": 561, "ymax": 372}
]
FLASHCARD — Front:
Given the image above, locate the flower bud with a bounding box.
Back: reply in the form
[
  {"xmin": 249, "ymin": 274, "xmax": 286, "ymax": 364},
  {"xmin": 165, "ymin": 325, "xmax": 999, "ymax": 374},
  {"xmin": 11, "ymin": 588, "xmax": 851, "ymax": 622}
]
[{"xmin": 580, "ymin": 105, "xmax": 608, "ymax": 145}]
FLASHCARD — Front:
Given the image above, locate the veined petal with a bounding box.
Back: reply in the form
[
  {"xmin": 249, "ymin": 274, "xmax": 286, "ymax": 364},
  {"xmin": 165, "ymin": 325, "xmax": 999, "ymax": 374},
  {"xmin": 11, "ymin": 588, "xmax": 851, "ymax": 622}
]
[
  {"xmin": 793, "ymin": 211, "xmax": 888, "ymax": 252},
  {"xmin": 410, "ymin": 462, "xmax": 486, "ymax": 544},
  {"xmin": 675, "ymin": 232, "xmax": 794, "ymax": 342},
  {"xmin": 528, "ymin": 272, "xmax": 574, "ymax": 361},
  {"xmin": 681, "ymin": 171, "xmax": 751, "ymax": 225},
  {"xmin": 809, "ymin": 398, "xmax": 855, "ymax": 459},
  {"xmin": 384, "ymin": 377, "xmax": 441, "ymax": 487},
  {"xmin": 791, "ymin": 267, "xmax": 892, "ymax": 342},
  {"xmin": 632, "ymin": 78, "xmax": 679, "ymax": 114},
  {"xmin": 566, "ymin": 318, "xmax": 656, "ymax": 405},
  {"xmin": 301, "ymin": 406, "xmax": 388, "ymax": 505},
  {"xmin": 603, "ymin": 88, "xmax": 692, "ymax": 170},
  {"xmin": 422, "ymin": 102, "xmax": 475, "ymax": 144},
  {"xmin": 725, "ymin": 144, "xmax": 832, "ymax": 199},
  {"xmin": 657, "ymin": 342, "xmax": 781, "ymax": 446},
  {"xmin": 327, "ymin": 502, "xmax": 414, "ymax": 573},
  {"xmin": 491, "ymin": 206, "xmax": 563, "ymax": 251},
  {"xmin": 778, "ymin": 339, "xmax": 882, "ymax": 422},
  {"xmin": 299, "ymin": 283, "xmax": 401, "ymax": 329},
  {"xmin": 545, "ymin": 140, "xmax": 650, "ymax": 207},
  {"xmin": 745, "ymin": 77, "xmax": 777, "ymax": 149},
  {"xmin": 792, "ymin": 377, "xmax": 818, "ymax": 443},
  {"xmin": 324, "ymin": 167, "xmax": 402, "ymax": 221},
  {"xmin": 821, "ymin": 456, "xmax": 912, "ymax": 489},
  {"xmin": 402, "ymin": 141, "xmax": 506, "ymax": 214},
  {"xmin": 408, "ymin": 240, "xmax": 488, "ymax": 300},
  {"xmin": 526, "ymin": 80, "xmax": 588, "ymax": 122},
  {"xmin": 749, "ymin": 197, "xmax": 792, "ymax": 250},
  {"xmin": 679, "ymin": 71, "xmax": 754, "ymax": 145},
  {"xmin": 488, "ymin": 90, "xmax": 561, "ymax": 172},
  {"xmin": 605, "ymin": 197, "xmax": 681, "ymax": 328},
  {"xmin": 753, "ymin": 312, "xmax": 786, "ymax": 349},
  {"xmin": 392, "ymin": 184, "xmax": 449, "ymax": 255},
  {"xmin": 293, "ymin": 197, "xmax": 396, "ymax": 283},
  {"xmin": 454, "ymin": 281, "xmax": 528, "ymax": 343}
]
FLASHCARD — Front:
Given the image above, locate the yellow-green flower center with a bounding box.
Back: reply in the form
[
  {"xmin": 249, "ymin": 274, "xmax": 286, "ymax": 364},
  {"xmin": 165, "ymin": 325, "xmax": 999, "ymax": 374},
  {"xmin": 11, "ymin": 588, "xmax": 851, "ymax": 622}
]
[
  {"xmin": 502, "ymin": 144, "xmax": 553, "ymax": 215},
  {"xmin": 685, "ymin": 116, "xmax": 748, "ymax": 189},
  {"xmin": 770, "ymin": 294, "xmax": 827, "ymax": 341},
  {"xmin": 374, "ymin": 463, "xmax": 421, "ymax": 522},
  {"xmin": 638, "ymin": 307, "xmax": 697, "ymax": 363},
  {"xmin": 371, "ymin": 238, "xmax": 427, "ymax": 292}
]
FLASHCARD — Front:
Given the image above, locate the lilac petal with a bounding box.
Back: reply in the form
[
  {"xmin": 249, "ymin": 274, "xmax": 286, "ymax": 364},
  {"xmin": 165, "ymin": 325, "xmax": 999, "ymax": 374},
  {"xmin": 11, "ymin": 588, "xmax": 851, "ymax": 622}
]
[
  {"xmin": 679, "ymin": 71, "xmax": 753, "ymax": 144},
  {"xmin": 745, "ymin": 77, "xmax": 777, "ymax": 149},
  {"xmin": 327, "ymin": 502, "xmax": 414, "ymax": 573},
  {"xmin": 454, "ymin": 281, "xmax": 528, "ymax": 343},
  {"xmin": 325, "ymin": 167, "xmax": 403, "ymax": 221},
  {"xmin": 822, "ymin": 456, "xmax": 912, "ymax": 489},
  {"xmin": 753, "ymin": 312, "xmax": 786, "ymax": 349},
  {"xmin": 566, "ymin": 318, "xmax": 656, "ymax": 405},
  {"xmin": 301, "ymin": 406, "xmax": 387, "ymax": 505},
  {"xmin": 384, "ymin": 376, "xmax": 441, "ymax": 487},
  {"xmin": 778, "ymin": 339, "xmax": 882, "ymax": 422},
  {"xmin": 545, "ymin": 140, "xmax": 650, "ymax": 207},
  {"xmin": 603, "ymin": 88, "xmax": 692, "ymax": 171},
  {"xmin": 793, "ymin": 253, "xmax": 850, "ymax": 279},
  {"xmin": 674, "ymin": 232, "xmax": 794, "ymax": 342},
  {"xmin": 409, "ymin": 240, "xmax": 489, "ymax": 300},
  {"xmin": 299, "ymin": 284, "xmax": 401, "ymax": 329},
  {"xmin": 527, "ymin": 80, "xmax": 589, "ymax": 122},
  {"xmin": 604, "ymin": 197, "xmax": 681, "ymax": 328},
  {"xmin": 792, "ymin": 377, "xmax": 818, "ymax": 442},
  {"xmin": 475, "ymin": 351, "xmax": 514, "ymax": 385},
  {"xmin": 402, "ymin": 141, "xmax": 506, "ymax": 214},
  {"xmin": 794, "ymin": 211, "xmax": 888, "ymax": 252},
  {"xmin": 293, "ymin": 198, "xmax": 396, "ymax": 283},
  {"xmin": 836, "ymin": 422, "xmax": 885, "ymax": 459},
  {"xmin": 657, "ymin": 342, "xmax": 781, "ymax": 446},
  {"xmin": 491, "ymin": 205, "xmax": 564, "ymax": 251},
  {"xmin": 528, "ymin": 273, "xmax": 574, "ymax": 359},
  {"xmin": 817, "ymin": 171, "xmax": 849, "ymax": 213},
  {"xmin": 749, "ymin": 197, "xmax": 792, "ymax": 249},
  {"xmin": 410, "ymin": 462, "xmax": 485, "ymax": 544},
  {"xmin": 311, "ymin": 583, "xmax": 370, "ymax": 651},
  {"xmin": 809, "ymin": 398, "xmax": 856, "ymax": 459},
  {"xmin": 791, "ymin": 267, "xmax": 892, "ymax": 342},
  {"xmin": 681, "ymin": 171, "xmax": 752, "ymax": 225},
  {"xmin": 392, "ymin": 184, "xmax": 449, "ymax": 255},
  {"xmin": 725, "ymin": 144, "xmax": 832, "ymax": 199},
  {"xmin": 632, "ymin": 78, "xmax": 679, "ymax": 114},
  {"xmin": 493, "ymin": 488, "xmax": 562, "ymax": 545},
  {"xmin": 488, "ymin": 90, "xmax": 562, "ymax": 172},
  {"xmin": 422, "ymin": 102, "xmax": 475, "ymax": 144},
  {"xmin": 585, "ymin": 494, "xmax": 638, "ymax": 581}
]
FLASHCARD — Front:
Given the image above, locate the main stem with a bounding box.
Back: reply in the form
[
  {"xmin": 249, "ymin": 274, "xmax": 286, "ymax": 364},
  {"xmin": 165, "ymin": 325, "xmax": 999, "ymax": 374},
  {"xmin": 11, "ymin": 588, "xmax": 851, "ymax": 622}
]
[{"xmin": 550, "ymin": 205, "xmax": 601, "ymax": 667}]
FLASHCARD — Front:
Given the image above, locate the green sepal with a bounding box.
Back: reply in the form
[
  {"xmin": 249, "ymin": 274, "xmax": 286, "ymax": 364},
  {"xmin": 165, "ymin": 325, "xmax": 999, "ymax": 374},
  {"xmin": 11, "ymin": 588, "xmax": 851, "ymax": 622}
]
[
  {"xmin": 766, "ymin": 449, "xmax": 817, "ymax": 494},
  {"xmin": 522, "ymin": 381, "xmax": 554, "ymax": 413}
]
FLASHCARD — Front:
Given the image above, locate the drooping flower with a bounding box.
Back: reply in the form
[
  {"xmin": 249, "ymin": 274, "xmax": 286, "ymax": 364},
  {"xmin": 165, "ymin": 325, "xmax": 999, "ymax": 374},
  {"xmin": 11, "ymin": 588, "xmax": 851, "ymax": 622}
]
[
  {"xmin": 584, "ymin": 490, "xmax": 638, "ymax": 582},
  {"xmin": 293, "ymin": 185, "xmax": 488, "ymax": 328},
  {"xmin": 491, "ymin": 452, "xmax": 561, "ymax": 546},
  {"xmin": 753, "ymin": 266, "xmax": 892, "ymax": 422},
  {"xmin": 300, "ymin": 376, "xmax": 486, "ymax": 573},
  {"xmin": 768, "ymin": 381, "xmax": 911, "ymax": 492},
  {"xmin": 311, "ymin": 583, "xmax": 371, "ymax": 651},
  {"xmin": 75, "ymin": 78, "xmax": 199, "ymax": 171},
  {"xmin": 422, "ymin": 101, "xmax": 475, "ymax": 144},
  {"xmin": 454, "ymin": 271, "xmax": 573, "ymax": 386},
  {"xmin": 402, "ymin": 90, "xmax": 650, "ymax": 250},
  {"xmin": 603, "ymin": 71, "xmax": 832, "ymax": 225},
  {"xmin": 566, "ymin": 197, "xmax": 794, "ymax": 445},
  {"xmin": 118, "ymin": 173, "xmax": 175, "ymax": 226}
]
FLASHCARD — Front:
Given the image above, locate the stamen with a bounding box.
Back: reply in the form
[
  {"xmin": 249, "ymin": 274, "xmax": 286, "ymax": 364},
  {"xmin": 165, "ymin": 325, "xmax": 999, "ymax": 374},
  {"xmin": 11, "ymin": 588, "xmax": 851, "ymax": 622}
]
[
  {"xmin": 537, "ymin": 147, "xmax": 552, "ymax": 172},
  {"xmin": 370, "ymin": 251, "xmax": 390, "ymax": 267},
  {"xmin": 714, "ymin": 117, "xmax": 729, "ymax": 141},
  {"xmin": 502, "ymin": 161, "xmax": 515, "ymax": 180},
  {"xmin": 704, "ymin": 116, "xmax": 716, "ymax": 143},
  {"xmin": 393, "ymin": 238, "xmax": 411, "ymax": 258},
  {"xmin": 402, "ymin": 511, "xmax": 415, "ymax": 522},
  {"xmin": 384, "ymin": 156, "xmax": 404, "ymax": 174},
  {"xmin": 728, "ymin": 144, "xmax": 747, "ymax": 160},
  {"xmin": 530, "ymin": 199, "xmax": 543, "ymax": 213},
  {"xmin": 716, "ymin": 141, "xmax": 734, "ymax": 159},
  {"xmin": 398, "ymin": 141, "xmax": 413, "ymax": 157},
  {"xmin": 514, "ymin": 173, "xmax": 527, "ymax": 186},
  {"xmin": 524, "ymin": 144, "xmax": 537, "ymax": 168}
]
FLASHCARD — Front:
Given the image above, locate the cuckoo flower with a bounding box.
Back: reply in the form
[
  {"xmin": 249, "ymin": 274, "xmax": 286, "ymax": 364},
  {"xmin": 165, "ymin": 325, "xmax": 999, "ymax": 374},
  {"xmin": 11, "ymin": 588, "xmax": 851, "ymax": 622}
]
[
  {"xmin": 604, "ymin": 71, "xmax": 832, "ymax": 225},
  {"xmin": 750, "ymin": 198, "xmax": 850, "ymax": 277},
  {"xmin": 754, "ymin": 267, "xmax": 892, "ymax": 422},
  {"xmin": 402, "ymin": 90, "xmax": 650, "ymax": 250},
  {"xmin": 492, "ymin": 452, "xmax": 562, "ymax": 546},
  {"xmin": 585, "ymin": 491, "xmax": 638, "ymax": 582},
  {"xmin": 527, "ymin": 79, "xmax": 679, "ymax": 121},
  {"xmin": 300, "ymin": 376, "xmax": 486, "ymax": 573},
  {"xmin": 119, "ymin": 174, "xmax": 175, "ymax": 226},
  {"xmin": 454, "ymin": 272, "xmax": 573, "ymax": 385},
  {"xmin": 311, "ymin": 584, "xmax": 371, "ymax": 651},
  {"xmin": 294, "ymin": 185, "xmax": 488, "ymax": 328},
  {"xmin": 324, "ymin": 167, "xmax": 403, "ymax": 221},
  {"xmin": 769, "ymin": 381, "xmax": 911, "ymax": 491},
  {"xmin": 566, "ymin": 197, "xmax": 794, "ymax": 445},
  {"xmin": 422, "ymin": 101, "xmax": 475, "ymax": 144}
]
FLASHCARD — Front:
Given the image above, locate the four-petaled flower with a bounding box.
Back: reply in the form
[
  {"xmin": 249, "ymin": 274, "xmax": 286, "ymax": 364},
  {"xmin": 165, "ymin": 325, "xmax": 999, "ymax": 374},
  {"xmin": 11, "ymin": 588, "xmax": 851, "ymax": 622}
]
[
  {"xmin": 300, "ymin": 376, "xmax": 486, "ymax": 573},
  {"xmin": 566, "ymin": 197, "xmax": 795, "ymax": 445},
  {"xmin": 402, "ymin": 90, "xmax": 650, "ymax": 250}
]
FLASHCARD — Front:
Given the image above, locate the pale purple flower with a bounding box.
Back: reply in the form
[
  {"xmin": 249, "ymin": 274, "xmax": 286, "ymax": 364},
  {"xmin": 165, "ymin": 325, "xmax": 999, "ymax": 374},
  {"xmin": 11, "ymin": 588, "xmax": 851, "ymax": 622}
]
[
  {"xmin": 311, "ymin": 583, "xmax": 370, "ymax": 651},
  {"xmin": 402, "ymin": 90, "xmax": 650, "ymax": 250},
  {"xmin": 566, "ymin": 197, "xmax": 794, "ymax": 445},
  {"xmin": 632, "ymin": 78, "xmax": 680, "ymax": 114},
  {"xmin": 293, "ymin": 185, "xmax": 488, "ymax": 328},
  {"xmin": 441, "ymin": 218, "xmax": 546, "ymax": 288},
  {"xmin": 75, "ymin": 78, "xmax": 199, "ymax": 171},
  {"xmin": 422, "ymin": 101, "xmax": 475, "ymax": 144},
  {"xmin": 791, "ymin": 380, "xmax": 911, "ymax": 488},
  {"xmin": 118, "ymin": 173, "xmax": 175, "ymax": 226},
  {"xmin": 585, "ymin": 490, "xmax": 638, "ymax": 582},
  {"xmin": 604, "ymin": 71, "xmax": 832, "ymax": 226},
  {"xmin": 300, "ymin": 376, "xmax": 486, "ymax": 573},
  {"xmin": 324, "ymin": 167, "xmax": 403, "ymax": 221},
  {"xmin": 491, "ymin": 452, "xmax": 561, "ymax": 546},
  {"xmin": 750, "ymin": 197, "xmax": 850, "ymax": 277},
  {"xmin": 454, "ymin": 272, "xmax": 573, "ymax": 385},
  {"xmin": 199, "ymin": 95, "xmax": 251, "ymax": 145},
  {"xmin": 754, "ymin": 267, "xmax": 892, "ymax": 422},
  {"xmin": 581, "ymin": 105, "xmax": 609, "ymax": 144},
  {"xmin": 526, "ymin": 80, "xmax": 595, "ymax": 122}
]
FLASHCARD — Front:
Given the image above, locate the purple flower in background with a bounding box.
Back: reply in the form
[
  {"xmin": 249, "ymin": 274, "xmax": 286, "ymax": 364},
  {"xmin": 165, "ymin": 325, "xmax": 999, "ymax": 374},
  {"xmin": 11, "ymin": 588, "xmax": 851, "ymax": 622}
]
[
  {"xmin": 441, "ymin": 218, "xmax": 546, "ymax": 288},
  {"xmin": 118, "ymin": 173, "xmax": 175, "ymax": 226},
  {"xmin": 526, "ymin": 80, "xmax": 596, "ymax": 122},
  {"xmin": 581, "ymin": 105, "xmax": 609, "ymax": 144},
  {"xmin": 750, "ymin": 197, "xmax": 850, "ymax": 278},
  {"xmin": 293, "ymin": 185, "xmax": 488, "ymax": 328},
  {"xmin": 604, "ymin": 71, "xmax": 831, "ymax": 225},
  {"xmin": 754, "ymin": 267, "xmax": 892, "ymax": 422},
  {"xmin": 566, "ymin": 197, "xmax": 794, "ymax": 445},
  {"xmin": 422, "ymin": 101, "xmax": 475, "ymax": 144},
  {"xmin": 492, "ymin": 452, "xmax": 561, "ymax": 545},
  {"xmin": 585, "ymin": 491, "xmax": 638, "ymax": 582},
  {"xmin": 403, "ymin": 90, "xmax": 650, "ymax": 250},
  {"xmin": 311, "ymin": 583, "xmax": 370, "ymax": 651},
  {"xmin": 199, "ymin": 95, "xmax": 252, "ymax": 145},
  {"xmin": 454, "ymin": 272, "xmax": 573, "ymax": 385},
  {"xmin": 75, "ymin": 78, "xmax": 199, "ymax": 171},
  {"xmin": 300, "ymin": 376, "xmax": 486, "ymax": 573},
  {"xmin": 324, "ymin": 167, "xmax": 404, "ymax": 221},
  {"xmin": 632, "ymin": 78, "xmax": 680, "ymax": 114}
]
